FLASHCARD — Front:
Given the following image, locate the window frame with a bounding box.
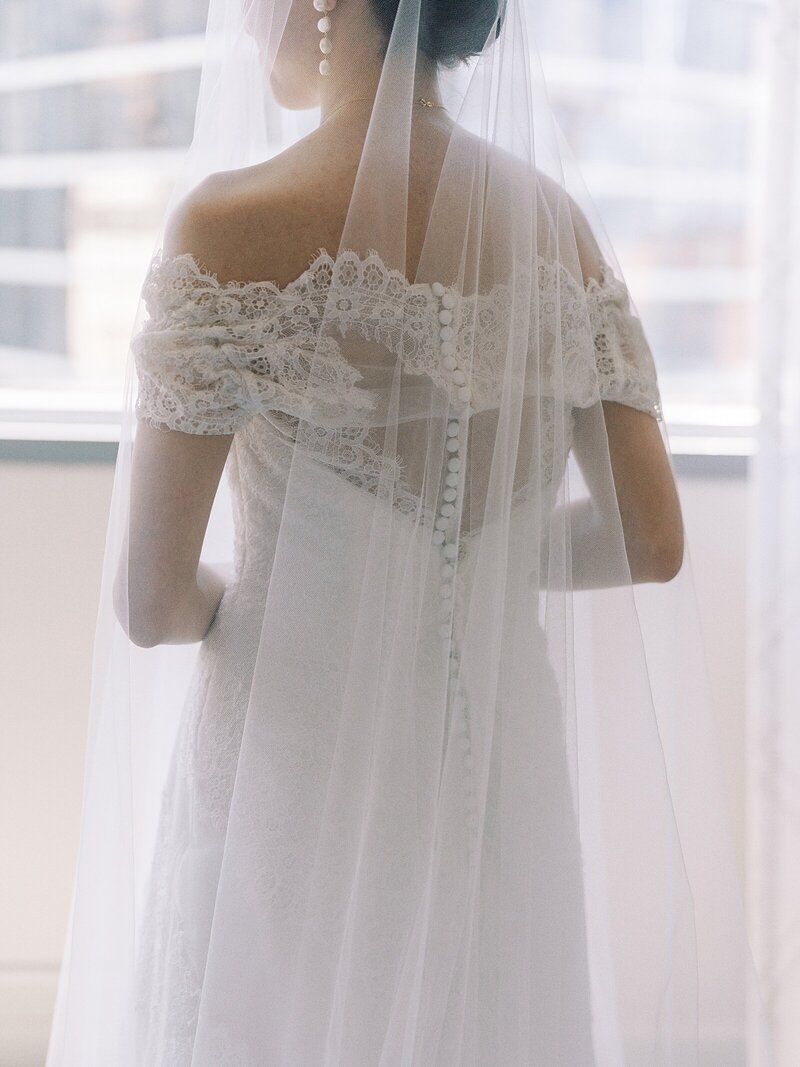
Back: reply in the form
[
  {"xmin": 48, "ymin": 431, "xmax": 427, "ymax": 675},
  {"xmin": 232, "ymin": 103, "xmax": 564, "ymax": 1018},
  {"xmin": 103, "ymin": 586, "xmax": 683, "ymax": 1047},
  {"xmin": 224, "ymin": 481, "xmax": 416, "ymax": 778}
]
[{"xmin": 0, "ymin": 9, "xmax": 770, "ymax": 458}]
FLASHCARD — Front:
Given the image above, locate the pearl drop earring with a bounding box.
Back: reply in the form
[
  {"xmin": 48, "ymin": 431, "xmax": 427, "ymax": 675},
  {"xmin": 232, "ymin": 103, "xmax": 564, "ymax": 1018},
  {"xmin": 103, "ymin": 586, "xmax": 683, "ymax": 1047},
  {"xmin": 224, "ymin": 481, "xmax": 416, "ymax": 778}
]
[{"xmin": 312, "ymin": 0, "xmax": 336, "ymax": 76}]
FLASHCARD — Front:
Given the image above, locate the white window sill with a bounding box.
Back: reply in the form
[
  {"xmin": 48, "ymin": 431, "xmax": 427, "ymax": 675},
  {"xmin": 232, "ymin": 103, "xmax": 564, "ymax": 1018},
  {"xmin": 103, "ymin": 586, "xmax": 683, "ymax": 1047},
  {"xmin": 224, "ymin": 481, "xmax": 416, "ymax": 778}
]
[{"xmin": 0, "ymin": 401, "xmax": 757, "ymax": 477}]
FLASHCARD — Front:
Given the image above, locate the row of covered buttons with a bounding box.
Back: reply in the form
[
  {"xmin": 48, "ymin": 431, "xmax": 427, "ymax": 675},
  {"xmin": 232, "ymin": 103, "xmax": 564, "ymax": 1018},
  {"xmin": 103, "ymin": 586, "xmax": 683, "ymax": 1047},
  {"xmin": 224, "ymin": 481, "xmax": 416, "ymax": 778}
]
[{"xmin": 430, "ymin": 280, "xmax": 479, "ymax": 856}]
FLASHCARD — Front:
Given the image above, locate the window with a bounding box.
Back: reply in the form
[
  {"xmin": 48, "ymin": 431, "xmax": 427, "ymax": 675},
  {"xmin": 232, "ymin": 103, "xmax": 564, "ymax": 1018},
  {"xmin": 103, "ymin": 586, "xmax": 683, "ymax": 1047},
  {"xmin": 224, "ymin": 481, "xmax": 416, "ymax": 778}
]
[
  {"xmin": 0, "ymin": 0, "xmax": 205, "ymax": 430},
  {"xmin": 536, "ymin": 0, "xmax": 768, "ymax": 439},
  {"xmin": 0, "ymin": 0, "xmax": 769, "ymax": 445}
]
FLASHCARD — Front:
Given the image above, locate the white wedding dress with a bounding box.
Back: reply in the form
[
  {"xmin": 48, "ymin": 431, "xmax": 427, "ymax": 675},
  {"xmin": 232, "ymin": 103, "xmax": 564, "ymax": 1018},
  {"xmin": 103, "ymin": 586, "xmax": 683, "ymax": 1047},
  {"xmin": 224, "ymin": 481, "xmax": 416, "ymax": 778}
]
[{"xmin": 128, "ymin": 246, "xmax": 662, "ymax": 1065}]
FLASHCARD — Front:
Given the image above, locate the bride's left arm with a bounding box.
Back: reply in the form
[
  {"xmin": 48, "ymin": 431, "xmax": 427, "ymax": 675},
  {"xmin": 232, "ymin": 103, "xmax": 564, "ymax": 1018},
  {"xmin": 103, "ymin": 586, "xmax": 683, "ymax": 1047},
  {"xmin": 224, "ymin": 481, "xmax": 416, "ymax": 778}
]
[
  {"xmin": 550, "ymin": 188, "xmax": 684, "ymax": 588},
  {"xmin": 564, "ymin": 399, "xmax": 685, "ymax": 588}
]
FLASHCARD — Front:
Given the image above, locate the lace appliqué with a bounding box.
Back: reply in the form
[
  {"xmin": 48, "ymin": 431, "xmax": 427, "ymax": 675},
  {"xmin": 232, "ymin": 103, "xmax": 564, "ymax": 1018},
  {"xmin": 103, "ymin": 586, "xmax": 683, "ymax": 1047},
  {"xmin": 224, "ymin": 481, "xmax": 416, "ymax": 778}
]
[
  {"xmin": 131, "ymin": 246, "xmax": 662, "ymax": 524},
  {"xmin": 133, "ymin": 784, "xmax": 203, "ymax": 1066},
  {"xmin": 584, "ymin": 262, "xmax": 663, "ymax": 420},
  {"xmin": 132, "ymin": 252, "xmax": 376, "ymax": 436}
]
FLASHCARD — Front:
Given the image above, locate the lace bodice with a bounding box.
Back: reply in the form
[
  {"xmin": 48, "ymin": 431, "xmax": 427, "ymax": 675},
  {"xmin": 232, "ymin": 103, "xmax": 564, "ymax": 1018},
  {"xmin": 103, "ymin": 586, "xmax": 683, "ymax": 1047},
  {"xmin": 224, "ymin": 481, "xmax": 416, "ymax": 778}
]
[
  {"xmin": 132, "ymin": 247, "xmax": 662, "ymax": 550},
  {"xmin": 133, "ymin": 247, "xmax": 661, "ymax": 435}
]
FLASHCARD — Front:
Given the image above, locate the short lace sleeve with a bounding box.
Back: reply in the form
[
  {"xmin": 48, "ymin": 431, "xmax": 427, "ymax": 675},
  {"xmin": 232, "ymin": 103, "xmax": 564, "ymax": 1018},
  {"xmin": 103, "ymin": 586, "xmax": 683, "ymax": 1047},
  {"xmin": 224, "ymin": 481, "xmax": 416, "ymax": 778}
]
[
  {"xmin": 131, "ymin": 252, "xmax": 372, "ymax": 435},
  {"xmin": 583, "ymin": 261, "xmax": 663, "ymax": 420}
]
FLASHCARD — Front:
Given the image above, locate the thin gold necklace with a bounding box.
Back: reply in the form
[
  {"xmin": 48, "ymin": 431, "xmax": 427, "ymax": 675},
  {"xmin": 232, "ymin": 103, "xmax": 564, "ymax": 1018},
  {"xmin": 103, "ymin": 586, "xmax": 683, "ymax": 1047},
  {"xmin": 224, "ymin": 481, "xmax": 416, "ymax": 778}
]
[{"xmin": 319, "ymin": 95, "xmax": 447, "ymax": 128}]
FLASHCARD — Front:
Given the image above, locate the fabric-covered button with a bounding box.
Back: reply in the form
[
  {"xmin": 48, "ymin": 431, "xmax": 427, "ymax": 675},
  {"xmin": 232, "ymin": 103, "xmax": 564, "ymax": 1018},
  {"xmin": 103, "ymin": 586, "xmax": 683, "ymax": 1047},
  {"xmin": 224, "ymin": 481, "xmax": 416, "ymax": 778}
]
[{"xmin": 430, "ymin": 279, "xmax": 477, "ymax": 855}]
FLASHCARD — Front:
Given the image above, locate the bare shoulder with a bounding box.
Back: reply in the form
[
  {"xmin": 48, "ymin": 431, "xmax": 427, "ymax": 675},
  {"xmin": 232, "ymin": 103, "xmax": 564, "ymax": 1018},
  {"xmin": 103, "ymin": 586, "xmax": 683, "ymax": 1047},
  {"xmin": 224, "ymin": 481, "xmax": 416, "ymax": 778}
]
[
  {"xmin": 531, "ymin": 169, "xmax": 606, "ymax": 286},
  {"xmin": 162, "ymin": 145, "xmax": 344, "ymax": 289},
  {"xmin": 472, "ymin": 151, "xmax": 604, "ymax": 286}
]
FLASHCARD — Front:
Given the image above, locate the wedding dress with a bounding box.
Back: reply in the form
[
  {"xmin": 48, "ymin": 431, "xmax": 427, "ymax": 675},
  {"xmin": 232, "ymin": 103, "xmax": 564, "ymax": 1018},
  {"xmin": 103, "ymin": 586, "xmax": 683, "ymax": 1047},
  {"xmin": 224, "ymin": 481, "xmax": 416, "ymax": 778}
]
[
  {"xmin": 128, "ymin": 246, "xmax": 660, "ymax": 1063},
  {"xmin": 44, "ymin": 0, "xmax": 778, "ymax": 1058}
]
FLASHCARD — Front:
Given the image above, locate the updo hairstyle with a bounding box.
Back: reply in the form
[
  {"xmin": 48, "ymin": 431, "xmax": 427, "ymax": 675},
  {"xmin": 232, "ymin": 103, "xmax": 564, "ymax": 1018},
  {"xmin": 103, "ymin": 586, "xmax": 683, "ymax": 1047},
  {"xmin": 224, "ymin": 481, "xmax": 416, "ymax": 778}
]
[{"xmin": 369, "ymin": 0, "xmax": 504, "ymax": 68}]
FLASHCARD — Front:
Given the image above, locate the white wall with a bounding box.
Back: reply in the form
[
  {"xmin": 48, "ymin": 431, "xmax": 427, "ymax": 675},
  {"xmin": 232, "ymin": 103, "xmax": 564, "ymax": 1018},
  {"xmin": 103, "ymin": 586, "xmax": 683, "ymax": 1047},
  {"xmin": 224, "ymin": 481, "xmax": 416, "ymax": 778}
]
[
  {"xmin": 0, "ymin": 455, "xmax": 750, "ymax": 1066},
  {"xmin": 1, "ymin": 459, "xmax": 110, "ymax": 1067}
]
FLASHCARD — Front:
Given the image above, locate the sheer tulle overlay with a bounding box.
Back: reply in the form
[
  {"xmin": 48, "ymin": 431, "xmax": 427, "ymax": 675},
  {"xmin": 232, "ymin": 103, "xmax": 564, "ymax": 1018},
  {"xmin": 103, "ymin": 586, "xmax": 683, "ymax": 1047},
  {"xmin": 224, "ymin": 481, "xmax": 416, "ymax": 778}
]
[{"xmin": 45, "ymin": 0, "xmax": 776, "ymax": 1062}]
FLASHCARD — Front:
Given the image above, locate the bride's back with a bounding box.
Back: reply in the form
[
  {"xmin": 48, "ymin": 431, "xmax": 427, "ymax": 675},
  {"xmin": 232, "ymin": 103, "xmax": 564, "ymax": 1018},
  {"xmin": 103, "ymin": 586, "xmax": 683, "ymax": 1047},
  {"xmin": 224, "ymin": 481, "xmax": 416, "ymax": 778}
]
[
  {"xmin": 162, "ymin": 113, "xmax": 575, "ymax": 294},
  {"xmin": 163, "ymin": 111, "xmax": 465, "ymax": 288},
  {"xmin": 154, "ymin": 120, "xmax": 603, "ymax": 537}
]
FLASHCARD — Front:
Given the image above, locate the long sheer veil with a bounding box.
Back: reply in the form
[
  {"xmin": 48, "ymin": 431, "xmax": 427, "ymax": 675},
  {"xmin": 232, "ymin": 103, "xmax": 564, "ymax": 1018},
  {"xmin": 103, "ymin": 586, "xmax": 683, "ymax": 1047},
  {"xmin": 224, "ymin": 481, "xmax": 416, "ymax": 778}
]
[{"xmin": 46, "ymin": 0, "xmax": 776, "ymax": 1062}]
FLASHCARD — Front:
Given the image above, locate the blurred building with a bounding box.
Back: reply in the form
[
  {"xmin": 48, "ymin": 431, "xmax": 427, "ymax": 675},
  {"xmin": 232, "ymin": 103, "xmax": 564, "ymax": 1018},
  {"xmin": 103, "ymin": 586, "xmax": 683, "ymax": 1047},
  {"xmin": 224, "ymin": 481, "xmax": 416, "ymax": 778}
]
[
  {"xmin": 536, "ymin": 0, "xmax": 765, "ymax": 417},
  {"xmin": 0, "ymin": 0, "xmax": 204, "ymax": 395},
  {"xmin": 0, "ymin": 0, "xmax": 769, "ymax": 418}
]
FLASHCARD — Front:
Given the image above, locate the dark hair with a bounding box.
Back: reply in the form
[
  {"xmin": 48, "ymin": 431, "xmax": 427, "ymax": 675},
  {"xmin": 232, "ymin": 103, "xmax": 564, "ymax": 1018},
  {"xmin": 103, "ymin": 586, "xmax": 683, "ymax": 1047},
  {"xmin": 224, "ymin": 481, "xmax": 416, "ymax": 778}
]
[{"xmin": 371, "ymin": 0, "xmax": 504, "ymax": 68}]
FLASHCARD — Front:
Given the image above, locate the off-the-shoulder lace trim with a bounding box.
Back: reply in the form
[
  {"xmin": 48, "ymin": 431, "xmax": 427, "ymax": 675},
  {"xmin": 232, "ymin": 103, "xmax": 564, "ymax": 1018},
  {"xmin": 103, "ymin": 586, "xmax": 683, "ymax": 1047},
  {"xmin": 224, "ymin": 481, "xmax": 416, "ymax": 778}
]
[
  {"xmin": 138, "ymin": 246, "xmax": 661, "ymax": 418},
  {"xmin": 133, "ymin": 245, "xmax": 661, "ymax": 535},
  {"xmin": 144, "ymin": 245, "xmax": 506, "ymax": 302},
  {"xmin": 584, "ymin": 267, "xmax": 663, "ymax": 421}
]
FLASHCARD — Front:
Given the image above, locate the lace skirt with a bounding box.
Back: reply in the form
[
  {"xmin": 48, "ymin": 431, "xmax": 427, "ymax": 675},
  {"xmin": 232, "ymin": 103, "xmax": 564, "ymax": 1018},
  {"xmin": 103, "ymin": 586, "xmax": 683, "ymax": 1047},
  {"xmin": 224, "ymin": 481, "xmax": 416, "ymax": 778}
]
[{"xmin": 133, "ymin": 514, "xmax": 594, "ymax": 1066}]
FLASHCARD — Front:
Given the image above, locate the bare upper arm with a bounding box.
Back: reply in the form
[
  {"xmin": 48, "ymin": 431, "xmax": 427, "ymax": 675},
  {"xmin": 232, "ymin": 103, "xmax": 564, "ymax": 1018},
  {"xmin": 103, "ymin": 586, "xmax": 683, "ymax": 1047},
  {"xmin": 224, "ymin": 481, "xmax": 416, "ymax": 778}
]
[
  {"xmin": 533, "ymin": 169, "xmax": 608, "ymax": 287},
  {"xmin": 121, "ymin": 420, "xmax": 234, "ymax": 644},
  {"xmin": 571, "ymin": 401, "xmax": 684, "ymax": 582}
]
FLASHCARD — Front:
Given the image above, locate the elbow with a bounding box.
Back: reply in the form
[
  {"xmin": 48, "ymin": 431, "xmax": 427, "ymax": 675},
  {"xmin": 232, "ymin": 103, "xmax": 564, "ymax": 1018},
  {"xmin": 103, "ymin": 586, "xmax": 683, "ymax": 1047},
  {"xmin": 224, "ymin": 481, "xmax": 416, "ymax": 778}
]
[
  {"xmin": 624, "ymin": 510, "xmax": 685, "ymax": 585},
  {"xmin": 643, "ymin": 526, "xmax": 685, "ymax": 584},
  {"xmin": 126, "ymin": 599, "xmax": 174, "ymax": 648},
  {"xmin": 127, "ymin": 619, "xmax": 168, "ymax": 649},
  {"xmin": 113, "ymin": 573, "xmax": 172, "ymax": 648},
  {"xmin": 114, "ymin": 599, "xmax": 168, "ymax": 648}
]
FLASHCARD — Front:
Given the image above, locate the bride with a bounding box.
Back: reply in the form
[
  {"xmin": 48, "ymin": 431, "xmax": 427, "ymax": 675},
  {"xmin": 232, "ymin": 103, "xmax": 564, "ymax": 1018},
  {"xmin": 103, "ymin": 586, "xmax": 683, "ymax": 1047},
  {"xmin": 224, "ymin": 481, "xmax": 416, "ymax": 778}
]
[{"xmin": 46, "ymin": 0, "xmax": 775, "ymax": 1062}]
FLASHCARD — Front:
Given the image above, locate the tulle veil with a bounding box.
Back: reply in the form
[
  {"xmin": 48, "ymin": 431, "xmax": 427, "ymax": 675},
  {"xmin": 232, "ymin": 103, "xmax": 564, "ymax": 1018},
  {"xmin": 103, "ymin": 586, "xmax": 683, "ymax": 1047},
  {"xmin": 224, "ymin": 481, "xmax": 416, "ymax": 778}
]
[{"xmin": 45, "ymin": 0, "xmax": 777, "ymax": 1061}]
